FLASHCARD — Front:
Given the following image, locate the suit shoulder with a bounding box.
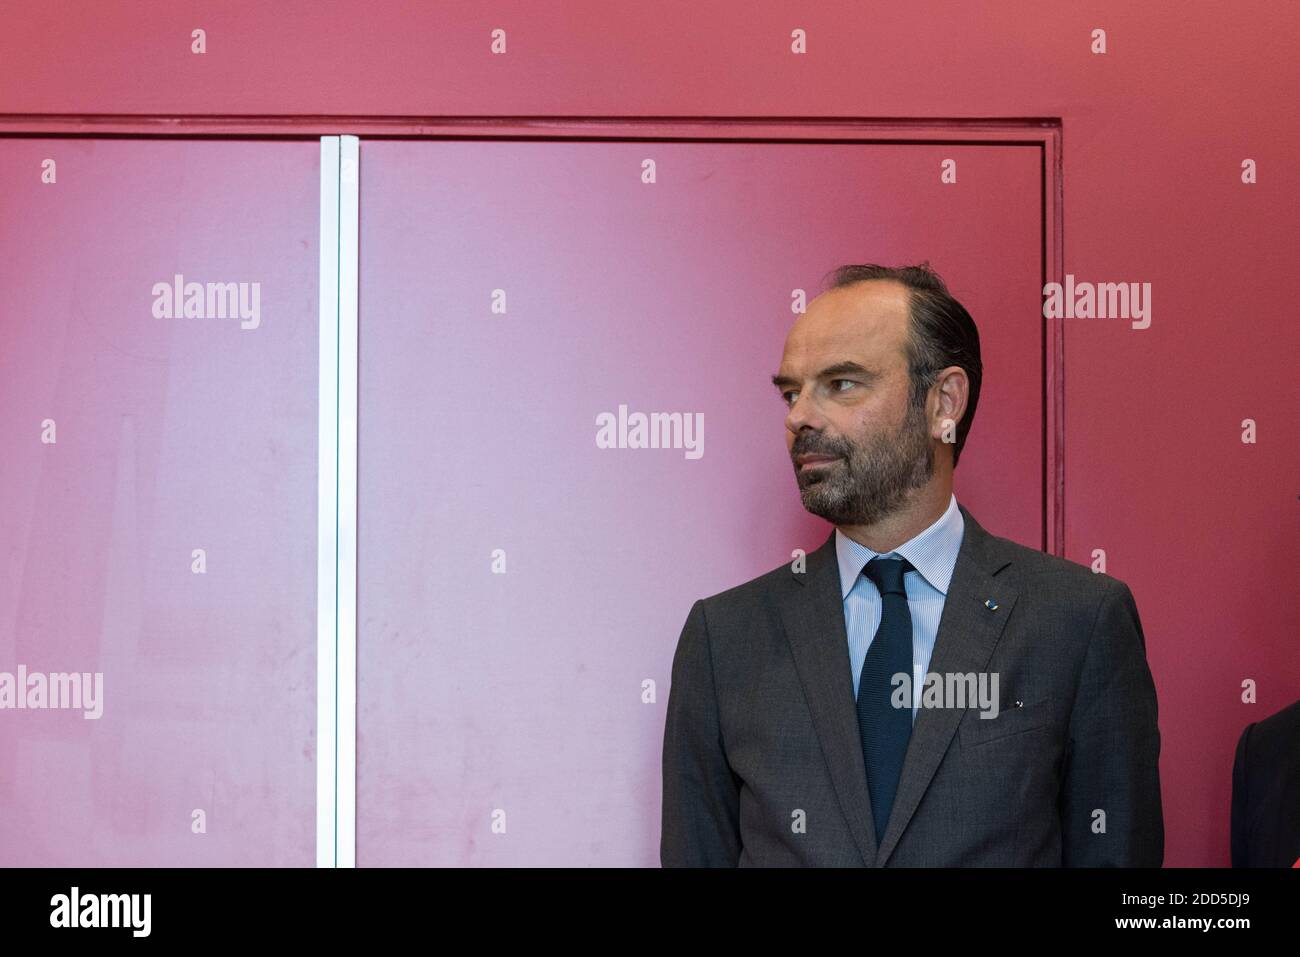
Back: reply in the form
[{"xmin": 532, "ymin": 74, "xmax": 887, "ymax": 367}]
[
  {"xmin": 1246, "ymin": 700, "xmax": 1300, "ymax": 753},
  {"xmin": 695, "ymin": 554, "xmax": 801, "ymax": 618},
  {"xmin": 986, "ymin": 529, "xmax": 1133, "ymax": 600}
]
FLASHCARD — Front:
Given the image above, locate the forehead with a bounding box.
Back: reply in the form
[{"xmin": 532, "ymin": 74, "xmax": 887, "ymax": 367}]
[{"xmin": 779, "ymin": 279, "xmax": 912, "ymax": 375}]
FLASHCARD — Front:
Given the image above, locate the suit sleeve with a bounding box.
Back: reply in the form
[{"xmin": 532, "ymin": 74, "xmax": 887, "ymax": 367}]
[
  {"xmin": 1060, "ymin": 579, "xmax": 1165, "ymax": 866},
  {"xmin": 660, "ymin": 598, "xmax": 743, "ymax": 866},
  {"xmin": 1230, "ymin": 722, "xmax": 1253, "ymax": 867}
]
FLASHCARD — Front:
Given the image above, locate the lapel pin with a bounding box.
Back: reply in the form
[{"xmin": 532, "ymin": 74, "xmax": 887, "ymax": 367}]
[{"xmin": 984, "ymin": 598, "xmax": 999, "ymax": 611}]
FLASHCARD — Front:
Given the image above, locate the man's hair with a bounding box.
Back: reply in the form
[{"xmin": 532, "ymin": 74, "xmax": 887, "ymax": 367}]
[{"xmin": 822, "ymin": 262, "xmax": 983, "ymax": 468}]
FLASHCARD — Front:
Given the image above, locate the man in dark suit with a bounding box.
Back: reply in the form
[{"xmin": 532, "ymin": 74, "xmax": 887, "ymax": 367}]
[
  {"xmin": 660, "ymin": 263, "xmax": 1164, "ymax": 866},
  {"xmin": 1231, "ymin": 699, "xmax": 1300, "ymax": 867}
]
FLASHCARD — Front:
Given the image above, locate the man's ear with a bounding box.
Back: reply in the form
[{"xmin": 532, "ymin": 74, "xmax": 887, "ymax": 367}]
[{"xmin": 931, "ymin": 366, "xmax": 969, "ymax": 445}]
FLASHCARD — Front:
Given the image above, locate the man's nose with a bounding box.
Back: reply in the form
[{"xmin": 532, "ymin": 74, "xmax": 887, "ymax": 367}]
[{"xmin": 785, "ymin": 391, "xmax": 825, "ymax": 434}]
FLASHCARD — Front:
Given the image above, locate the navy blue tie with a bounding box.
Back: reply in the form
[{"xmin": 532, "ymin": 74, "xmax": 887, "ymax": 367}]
[{"xmin": 857, "ymin": 556, "xmax": 914, "ymax": 845}]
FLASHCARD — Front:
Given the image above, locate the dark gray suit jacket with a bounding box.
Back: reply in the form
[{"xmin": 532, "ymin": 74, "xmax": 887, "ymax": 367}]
[
  {"xmin": 1231, "ymin": 700, "xmax": 1300, "ymax": 867},
  {"xmin": 661, "ymin": 503, "xmax": 1164, "ymax": 866}
]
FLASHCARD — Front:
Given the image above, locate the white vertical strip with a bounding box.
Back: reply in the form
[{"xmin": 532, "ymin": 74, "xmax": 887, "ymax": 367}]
[
  {"xmin": 316, "ymin": 136, "xmax": 341, "ymax": 868},
  {"xmin": 335, "ymin": 134, "xmax": 360, "ymax": 868}
]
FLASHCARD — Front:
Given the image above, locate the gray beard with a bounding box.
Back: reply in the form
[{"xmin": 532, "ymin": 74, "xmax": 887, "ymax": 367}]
[{"xmin": 793, "ymin": 402, "xmax": 935, "ymax": 527}]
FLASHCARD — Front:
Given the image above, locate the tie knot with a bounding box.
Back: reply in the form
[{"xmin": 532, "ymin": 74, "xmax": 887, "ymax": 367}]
[{"xmin": 863, "ymin": 556, "xmax": 911, "ymax": 596}]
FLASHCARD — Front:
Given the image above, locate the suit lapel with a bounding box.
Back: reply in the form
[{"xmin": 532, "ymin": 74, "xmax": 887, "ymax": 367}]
[
  {"xmin": 874, "ymin": 503, "xmax": 1018, "ymax": 866},
  {"xmin": 779, "ymin": 528, "xmax": 878, "ymax": 867},
  {"xmin": 777, "ymin": 503, "xmax": 1019, "ymax": 868}
]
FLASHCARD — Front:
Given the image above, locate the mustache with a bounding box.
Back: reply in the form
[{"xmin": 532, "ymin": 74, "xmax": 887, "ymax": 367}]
[{"xmin": 791, "ymin": 435, "xmax": 850, "ymax": 458}]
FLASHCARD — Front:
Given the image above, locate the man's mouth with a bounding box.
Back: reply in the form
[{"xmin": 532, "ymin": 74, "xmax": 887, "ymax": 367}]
[{"xmin": 796, "ymin": 454, "xmax": 841, "ymax": 471}]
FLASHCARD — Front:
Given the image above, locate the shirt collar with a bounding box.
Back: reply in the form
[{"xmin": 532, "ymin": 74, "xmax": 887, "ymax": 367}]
[{"xmin": 834, "ymin": 493, "xmax": 965, "ymax": 600}]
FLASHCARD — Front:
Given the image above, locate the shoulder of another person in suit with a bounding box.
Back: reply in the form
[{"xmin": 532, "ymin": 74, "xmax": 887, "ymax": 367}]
[{"xmin": 1240, "ymin": 699, "xmax": 1300, "ymax": 758}]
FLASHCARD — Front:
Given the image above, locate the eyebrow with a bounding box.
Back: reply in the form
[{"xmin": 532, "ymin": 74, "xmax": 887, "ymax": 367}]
[{"xmin": 771, "ymin": 361, "xmax": 879, "ymax": 391}]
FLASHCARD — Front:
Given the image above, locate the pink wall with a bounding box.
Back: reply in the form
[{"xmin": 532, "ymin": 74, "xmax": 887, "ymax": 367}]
[
  {"xmin": 0, "ymin": 139, "xmax": 320, "ymax": 864},
  {"xmin": 2, "ymin": 1, "xmax": 1297, "ymax": 867}
]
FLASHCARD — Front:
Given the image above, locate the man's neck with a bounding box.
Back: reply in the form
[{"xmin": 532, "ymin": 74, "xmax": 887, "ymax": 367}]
[{"xmin": 835, "ymin": 482, "xmax": 953, "ymax": 554}]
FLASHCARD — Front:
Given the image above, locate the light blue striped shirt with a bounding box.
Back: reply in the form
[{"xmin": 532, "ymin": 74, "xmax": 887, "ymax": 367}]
[{"xmin": 835, "ymin": 493, "xmax": 965, "ymax": 722}]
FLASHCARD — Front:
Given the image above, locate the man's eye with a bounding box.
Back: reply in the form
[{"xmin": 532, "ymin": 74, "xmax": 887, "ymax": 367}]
[
  {"xmin": 781, "ymin": 391, "xmax": 797, "ymax": 406},
  {"xmin": 832, "ymin": 379, "xmax": 856, "ymax": 392}
]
